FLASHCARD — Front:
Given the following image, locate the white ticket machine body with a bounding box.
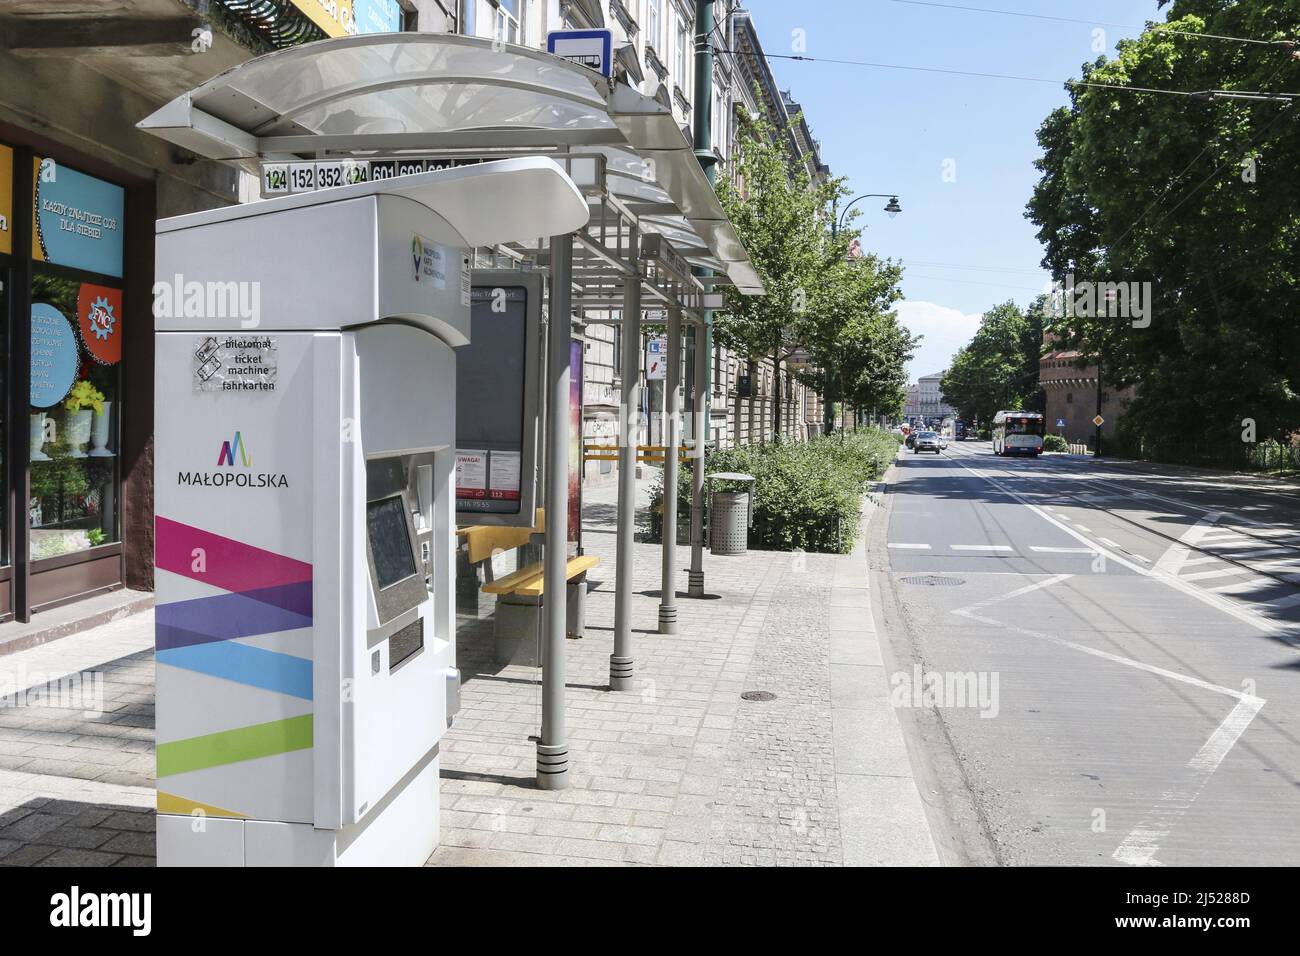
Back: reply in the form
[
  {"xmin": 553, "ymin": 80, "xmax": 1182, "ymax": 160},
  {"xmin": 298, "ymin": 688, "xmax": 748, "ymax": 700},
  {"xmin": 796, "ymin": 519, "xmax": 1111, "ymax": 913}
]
[{"xmin": 152, "ymin": 160, "xmax": 587, "ymax": 866}]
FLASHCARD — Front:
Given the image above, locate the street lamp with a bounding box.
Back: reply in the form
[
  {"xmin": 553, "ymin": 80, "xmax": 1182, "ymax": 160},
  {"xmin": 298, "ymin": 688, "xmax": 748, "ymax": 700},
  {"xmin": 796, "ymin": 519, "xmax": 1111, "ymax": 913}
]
[
  {"xmin": 824, "ymin": 192, "xmax": 902, "ymax": 434},
  {"xmin": 833, "ymin": 193, "xmax": 903, "ymax": 237}
]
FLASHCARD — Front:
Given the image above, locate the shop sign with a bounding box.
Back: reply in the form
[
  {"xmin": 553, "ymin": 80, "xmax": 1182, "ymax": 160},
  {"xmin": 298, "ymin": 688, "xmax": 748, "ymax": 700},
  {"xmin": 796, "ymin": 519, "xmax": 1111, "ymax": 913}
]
[
  {"xmin": 32, "ymin": 158, "xmax": 124, "ymax": 278},
  {"xmin": 287, "ymin": 0, "xmax": 400, "ymax": 38}
]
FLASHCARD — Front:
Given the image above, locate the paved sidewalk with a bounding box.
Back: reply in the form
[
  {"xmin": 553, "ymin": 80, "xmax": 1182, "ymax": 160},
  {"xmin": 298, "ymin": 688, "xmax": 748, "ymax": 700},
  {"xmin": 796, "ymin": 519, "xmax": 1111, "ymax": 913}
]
[
  {"xmin": 430, "ymin": 479, "xmax": 938, "ymax": 866},
  {"xmin": 0, "ymin": 476, "xmax": 938, "ymax": 868},
  {"xmin": 0, "ymin": 613, "xmax": 156, "ymax": 866}
]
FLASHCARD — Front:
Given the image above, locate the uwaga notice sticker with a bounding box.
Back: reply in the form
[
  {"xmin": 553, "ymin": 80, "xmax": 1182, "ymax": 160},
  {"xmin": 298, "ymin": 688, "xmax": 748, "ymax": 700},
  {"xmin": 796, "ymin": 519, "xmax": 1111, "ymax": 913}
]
[{"xmin": 193, "ymin": 335, "xmax": 278, "ymax": 393}]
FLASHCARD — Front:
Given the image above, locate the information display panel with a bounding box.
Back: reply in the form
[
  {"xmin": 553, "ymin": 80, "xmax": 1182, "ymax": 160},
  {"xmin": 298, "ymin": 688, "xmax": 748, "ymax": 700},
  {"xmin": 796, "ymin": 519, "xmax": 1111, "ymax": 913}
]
[{"xmin": 455, "ymin": 272, "xmax": 542, "ymax": 526}]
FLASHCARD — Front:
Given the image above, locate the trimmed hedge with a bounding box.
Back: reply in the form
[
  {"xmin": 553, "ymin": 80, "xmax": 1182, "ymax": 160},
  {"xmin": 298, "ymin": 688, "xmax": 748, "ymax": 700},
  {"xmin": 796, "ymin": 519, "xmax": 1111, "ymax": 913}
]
[
  {"xmin": 648, "ymin": 429, "xmax": 899, "ymax": 553},
  {"xmin": 1042, "ymin": 434, "xmax": 1070, "ymax": 453}
]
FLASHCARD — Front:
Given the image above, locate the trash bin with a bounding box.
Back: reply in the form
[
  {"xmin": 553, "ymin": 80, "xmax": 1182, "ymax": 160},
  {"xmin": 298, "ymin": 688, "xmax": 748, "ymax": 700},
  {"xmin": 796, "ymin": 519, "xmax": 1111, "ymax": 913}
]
[{"xmin": 706, "ymin": 472, "xmax": 756, "ymax": 556}]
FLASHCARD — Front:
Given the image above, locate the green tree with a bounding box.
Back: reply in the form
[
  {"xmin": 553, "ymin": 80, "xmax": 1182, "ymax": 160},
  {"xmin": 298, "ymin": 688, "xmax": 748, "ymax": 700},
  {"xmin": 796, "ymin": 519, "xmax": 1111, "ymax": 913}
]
[
  {"xmin": 1025, "ymin": 0, "xmax": 1300, "ymax": 460},
  {"xmin": 717, "ymin": 109, "xmax": 910, "ymax": 440},
  {"xmin": 941, "ymin": 301, "xmax": 1040, "ymax": 427}
]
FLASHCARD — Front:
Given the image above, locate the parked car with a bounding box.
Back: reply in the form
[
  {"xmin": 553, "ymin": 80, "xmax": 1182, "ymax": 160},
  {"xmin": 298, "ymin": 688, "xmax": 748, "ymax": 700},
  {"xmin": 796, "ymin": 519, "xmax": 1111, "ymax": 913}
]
[{"xmin": 913, "ymin": 431, "xmax": 943, "ymax": 454}]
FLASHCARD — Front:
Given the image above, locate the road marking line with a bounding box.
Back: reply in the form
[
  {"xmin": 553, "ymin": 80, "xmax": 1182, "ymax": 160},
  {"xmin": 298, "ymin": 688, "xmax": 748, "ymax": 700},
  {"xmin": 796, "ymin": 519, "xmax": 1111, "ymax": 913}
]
[
  {"xmin": 951, "ymin": 544, "xmax": 1014, "ymax": 552},
  {"xmin": 946, "ymin": 456, "xmax": 1300, "ymax": 645},
  {"xmin": 1029, "ymin": 546, "xmax": 1096, "ymax": 554},
  {"xmin": 954, "ymin": 594, "xmax": 1267, "ymax": 869},
  {"xmin": 1262, "ymin": 592, "xmax": 1300, "ymax": 610},
  {"xmin": 1112, "ymin": 696, "xmax": 1265, "ymax": 867},
  {"xmin": 1098, "ymin": 537, "xmax": 1122, "ymax": 550},
  {"xmin": 1075, "ymin": 524, "xmax": 1093, "ymax": 532},
  {"xmin": 1180, "ymin": 566, "xmax": 1250, "ymax": 582},
  {"xmin": 1180, "ymin": 556, "xmax": 1222, "ymax": 567},
  {"xmin": 887, "ymin": 543, "xmax": 931, "ymax": 550},
  {"xmin": 949, "ymin": 574, "xmax": 1072, "ymax": 616}
]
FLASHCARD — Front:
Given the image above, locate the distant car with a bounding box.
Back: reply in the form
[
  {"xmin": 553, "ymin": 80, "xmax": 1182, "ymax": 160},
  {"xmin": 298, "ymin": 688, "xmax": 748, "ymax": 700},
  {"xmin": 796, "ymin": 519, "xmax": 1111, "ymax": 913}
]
[{"xmin": 912, "ymin": 431, "xmax": 943, "ymax": 454}]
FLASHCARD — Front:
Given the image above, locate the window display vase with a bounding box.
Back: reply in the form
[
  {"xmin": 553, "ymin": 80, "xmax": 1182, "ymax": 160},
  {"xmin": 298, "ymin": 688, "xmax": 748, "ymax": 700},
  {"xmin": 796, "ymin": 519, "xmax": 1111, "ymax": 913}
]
[
  {"xmin": 67, "ymin": 408, "xmax": 93, "ymax": 458},
  {"xmin": 90, "ymin": 402, "xmax": 114, "ymax": 457},
  {"xmin": 30, "ymin": 413, "xmax": 50, "ymax": 461}
]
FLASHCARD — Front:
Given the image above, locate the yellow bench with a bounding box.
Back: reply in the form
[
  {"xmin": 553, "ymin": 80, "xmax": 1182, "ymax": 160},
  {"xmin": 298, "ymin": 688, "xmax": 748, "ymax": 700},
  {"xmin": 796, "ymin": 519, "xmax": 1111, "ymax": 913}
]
[
  {"xmin": 483, "ymin": 554, "xmax": 600, "ymax": 597},
  {"xmin": 457, "ymin": 508, "xmax": 545, "ymax": 568}
]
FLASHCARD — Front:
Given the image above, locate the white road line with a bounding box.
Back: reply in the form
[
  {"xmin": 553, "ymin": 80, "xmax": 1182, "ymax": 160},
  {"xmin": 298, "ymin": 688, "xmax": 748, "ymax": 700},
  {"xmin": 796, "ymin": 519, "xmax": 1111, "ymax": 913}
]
[
  {"xmin": 946, "ymin": 456, "xmax": 1300, "ymax": 645},
  {"xmin": 1181, "ymin": 566, "xmax": 1250, "ymax": 582},
  {"xmin": 1029, "ymin": 546, "xmax": 1096, "ymax": 554},
  {"xmin": 887, "ymin": 543, "xmax": 931, "ymax": 550},
  {"xmin": 1180, "ymin": 556, "xmax": 1223, "ymax": 568},
  {"xmin": 1074, "ymin": 524, "xmax": 1093, "ymax": 532},
  {"xmin": 1098, "ymin": 537, "xmax": 1122, "ymax": 550},
  {"xmin": 951, "ymin": 544, "xmax": 1014, "ymax": 552},
  {"xmin": 953, "ymin": 593, "xmax": 1268, "ymax": 869}
]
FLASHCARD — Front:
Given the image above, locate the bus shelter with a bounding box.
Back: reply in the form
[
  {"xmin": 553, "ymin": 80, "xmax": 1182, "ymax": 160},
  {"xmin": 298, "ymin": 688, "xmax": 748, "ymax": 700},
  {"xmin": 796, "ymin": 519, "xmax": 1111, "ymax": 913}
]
[{"xmin": 139, "ymin": 32, "xmax": 763, "ymax": 791}]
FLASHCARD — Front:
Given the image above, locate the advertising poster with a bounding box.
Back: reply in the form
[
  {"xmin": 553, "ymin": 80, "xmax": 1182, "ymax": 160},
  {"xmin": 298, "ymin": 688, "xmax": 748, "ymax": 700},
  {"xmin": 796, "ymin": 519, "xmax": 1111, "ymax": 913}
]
[
  {"xmin": 288, "ymin": 0, "xmax": 400, "ymax": 37},
  {"xmin": 568, "ymin": 340, "xmax": 583, "ymax": 555},
  {"xmin": 77, "ymin": 283, "xmax": 123, "ymax": 366},
  {"xmin": 32, "ymin": 158, "xmax": 124, "ymax": 278},
  {"xmin": 30, "ymin": 303, "xmax": 80, "ymax": 408}
]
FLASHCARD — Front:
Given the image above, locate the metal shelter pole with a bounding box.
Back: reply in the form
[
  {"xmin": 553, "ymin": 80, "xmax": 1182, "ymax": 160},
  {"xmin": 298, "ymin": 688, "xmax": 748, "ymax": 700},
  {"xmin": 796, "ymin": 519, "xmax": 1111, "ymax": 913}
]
[
  {"xmin": 538, "ymin": 233, "xmax": 573, "ymax": 790},
  {"xmin": 659, "ymin": 303, "xmax": 682, "ymax": 634},
  {"xmin": 611, "ymin": 225, "xmax": 641, "ymax": 691},
  {"xmin": 688, "ymin": 321, "xmax": 707, "ymax": 597}
]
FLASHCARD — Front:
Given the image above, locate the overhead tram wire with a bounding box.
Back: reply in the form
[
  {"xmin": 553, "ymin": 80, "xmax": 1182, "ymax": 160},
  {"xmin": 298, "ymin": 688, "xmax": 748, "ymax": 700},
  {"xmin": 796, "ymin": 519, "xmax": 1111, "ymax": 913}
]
[
  {"xmin": 713, "ymin": 49, "xmax": 1297, "ymax": 103},
  {"xmin": 882, "ymin": 0, "xmax": 1300, "ymax": 49}
]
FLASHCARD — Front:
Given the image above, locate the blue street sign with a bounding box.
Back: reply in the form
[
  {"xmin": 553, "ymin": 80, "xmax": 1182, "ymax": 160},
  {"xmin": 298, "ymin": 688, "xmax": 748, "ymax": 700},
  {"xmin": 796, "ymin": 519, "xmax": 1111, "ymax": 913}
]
[{"xmin": 547, "ymin": 29, "xmax": 613, "ymax": 77}]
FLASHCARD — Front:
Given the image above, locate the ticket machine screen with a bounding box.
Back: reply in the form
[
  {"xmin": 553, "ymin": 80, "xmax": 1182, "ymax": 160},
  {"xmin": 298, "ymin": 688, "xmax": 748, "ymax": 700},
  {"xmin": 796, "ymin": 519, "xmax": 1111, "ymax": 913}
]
[{"xmin": 367, "ymin": 495, "xmax": 418, "ymax": 589}]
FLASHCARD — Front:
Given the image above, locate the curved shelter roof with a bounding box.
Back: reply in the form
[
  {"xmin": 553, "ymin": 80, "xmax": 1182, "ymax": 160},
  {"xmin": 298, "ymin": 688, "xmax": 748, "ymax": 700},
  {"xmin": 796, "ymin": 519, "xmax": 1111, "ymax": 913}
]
[{"xmin": 138, "ymin": 32, "xmax": 763, "ymax": 298}]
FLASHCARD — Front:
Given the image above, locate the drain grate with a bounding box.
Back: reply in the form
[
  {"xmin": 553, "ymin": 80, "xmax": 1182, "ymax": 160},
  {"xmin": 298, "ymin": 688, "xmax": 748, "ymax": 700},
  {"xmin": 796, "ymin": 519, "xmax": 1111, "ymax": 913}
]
[
  {"xmin": 899, "ymin": 575, "xmax": 966, "ymax": 587},
  {"xmin": 741, "ymin": 690, "xmax": 777, "ymax": 702}
]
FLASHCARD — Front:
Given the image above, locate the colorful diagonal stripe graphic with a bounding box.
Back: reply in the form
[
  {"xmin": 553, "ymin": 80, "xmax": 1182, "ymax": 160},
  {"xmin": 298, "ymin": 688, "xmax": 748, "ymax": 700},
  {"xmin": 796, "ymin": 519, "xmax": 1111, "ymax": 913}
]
[
  {"xmin": 156, "ymin": 714, "xmax": 313, "ymax": 778},
  {"xmin": 157, "ymin": 642, "xmax": 312, "ymax": 700},
  {"xmin": 156, "ymin": 516, "xmax": 312, "ymax": 594}
]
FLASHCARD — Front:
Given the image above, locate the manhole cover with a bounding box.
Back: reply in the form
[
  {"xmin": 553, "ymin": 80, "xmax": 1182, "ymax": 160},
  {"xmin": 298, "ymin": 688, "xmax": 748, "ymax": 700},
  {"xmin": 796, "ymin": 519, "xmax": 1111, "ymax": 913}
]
[
  {"xmin": 741, "ymin": 690, "xmax": 776, "ymax": 702},
  {"xmin": 899, "ymin": 575, "xmax": 966, "ymax": 587}
]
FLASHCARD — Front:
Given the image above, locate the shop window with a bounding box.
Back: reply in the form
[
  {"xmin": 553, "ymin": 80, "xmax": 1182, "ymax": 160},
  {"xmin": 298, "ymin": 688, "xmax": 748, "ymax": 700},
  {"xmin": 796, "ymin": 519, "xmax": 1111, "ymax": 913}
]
[{"xmin": 29, "ymin": 270, "xmax": 121, "ymax": 560}]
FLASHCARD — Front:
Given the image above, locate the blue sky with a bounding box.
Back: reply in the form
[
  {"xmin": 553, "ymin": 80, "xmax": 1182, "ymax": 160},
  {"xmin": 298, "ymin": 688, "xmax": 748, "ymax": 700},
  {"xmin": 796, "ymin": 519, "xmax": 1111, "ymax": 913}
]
[{"xmin": 738, "ymin": 0, "xmax": 1166, "ymax": 380}]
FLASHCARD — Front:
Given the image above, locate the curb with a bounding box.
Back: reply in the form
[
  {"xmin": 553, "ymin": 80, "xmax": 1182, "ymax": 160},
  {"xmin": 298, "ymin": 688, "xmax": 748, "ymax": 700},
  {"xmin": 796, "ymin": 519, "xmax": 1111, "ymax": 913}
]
[{"xmin": 0, "ymin": 590, "xmax": 154, "ymax": 658}]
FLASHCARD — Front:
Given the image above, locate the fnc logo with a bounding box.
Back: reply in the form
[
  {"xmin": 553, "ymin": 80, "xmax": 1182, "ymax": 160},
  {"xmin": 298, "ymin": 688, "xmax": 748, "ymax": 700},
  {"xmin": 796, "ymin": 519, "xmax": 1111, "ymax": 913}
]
[{"xmin": 217, "ymin": 430, "xmax": 250, "ymax": 467}]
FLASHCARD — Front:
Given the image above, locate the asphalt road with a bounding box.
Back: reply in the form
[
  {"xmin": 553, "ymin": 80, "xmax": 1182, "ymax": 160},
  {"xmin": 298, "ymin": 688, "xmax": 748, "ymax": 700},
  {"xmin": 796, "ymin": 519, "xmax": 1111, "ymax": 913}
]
[{"xmin": 870, "ymin": 439, "xmax": 1300, "ymax": 866}]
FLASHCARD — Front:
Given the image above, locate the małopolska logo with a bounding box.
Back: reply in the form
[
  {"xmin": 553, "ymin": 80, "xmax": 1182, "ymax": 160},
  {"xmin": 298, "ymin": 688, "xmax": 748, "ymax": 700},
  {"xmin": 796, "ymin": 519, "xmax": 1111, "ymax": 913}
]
[
  {"xmin": 217, "ymin": 430, "xmax": 250, "ymax": 467},
  {"xmin": 178, "ymin": 430, "xmax": 287, "ymax": 489},
  {"xmin": 412, "ymin": 235, "xmax": 424, "ymax": 281}
]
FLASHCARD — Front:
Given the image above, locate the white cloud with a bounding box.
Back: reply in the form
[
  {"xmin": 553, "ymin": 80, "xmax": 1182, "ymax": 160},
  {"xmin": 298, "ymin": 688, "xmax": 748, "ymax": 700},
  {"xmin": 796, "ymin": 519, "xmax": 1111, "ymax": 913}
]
[{"xmin": 896, "ymin": 300, "xmax": 983, "ymax": 383}]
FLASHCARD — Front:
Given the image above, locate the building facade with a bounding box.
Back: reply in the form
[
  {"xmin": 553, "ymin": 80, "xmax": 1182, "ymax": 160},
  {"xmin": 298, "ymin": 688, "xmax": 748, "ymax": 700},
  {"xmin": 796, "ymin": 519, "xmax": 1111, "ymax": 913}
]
[
  {"xmin": 1039, "ymin": 333, "xmax": 1134, "ymax": 450},
  {"xmin": 0, "ymin": 0, "xmax": 831, "ymax": 625},
  {"xmin": 0, "ymin": 0, "xmax": 407, "ymax": 625}
]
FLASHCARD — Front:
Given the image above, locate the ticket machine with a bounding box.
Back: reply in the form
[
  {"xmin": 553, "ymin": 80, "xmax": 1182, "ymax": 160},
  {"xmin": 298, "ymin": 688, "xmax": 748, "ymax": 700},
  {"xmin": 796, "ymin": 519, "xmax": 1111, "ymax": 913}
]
[{"xmin": 152, "ymin": 159, "xmax": 587, "ymax": 866}]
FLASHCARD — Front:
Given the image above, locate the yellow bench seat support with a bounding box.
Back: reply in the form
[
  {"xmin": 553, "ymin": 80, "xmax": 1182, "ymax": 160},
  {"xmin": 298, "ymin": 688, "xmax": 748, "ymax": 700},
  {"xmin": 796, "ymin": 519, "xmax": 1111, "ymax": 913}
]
[{"xmin": 482, "ymin": 555, "xmax": 600, "ymax": 597}]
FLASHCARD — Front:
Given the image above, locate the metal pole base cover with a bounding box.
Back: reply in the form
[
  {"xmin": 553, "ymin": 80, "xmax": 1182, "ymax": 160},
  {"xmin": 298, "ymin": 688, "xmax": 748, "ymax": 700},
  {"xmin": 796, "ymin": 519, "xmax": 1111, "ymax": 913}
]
[
  {"xmin": 687, "ymin": 569, "xmax": 705, "ymax": 598},
  {"xmin": 609, "ymin": 654, "xmax": 635, "ymax": 692},
  {"xmin": 658, "ymin": 604, "xmax": 678, "ymax": 634},
  {"xmin": 536, "ymin": 742, "xmax": 570, "ymax": 790}
]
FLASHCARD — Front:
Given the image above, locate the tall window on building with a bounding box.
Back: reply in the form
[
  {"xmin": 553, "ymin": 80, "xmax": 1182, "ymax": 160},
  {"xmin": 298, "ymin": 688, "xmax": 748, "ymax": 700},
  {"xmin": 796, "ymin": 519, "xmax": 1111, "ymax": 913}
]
[
  {"xmin": 494, "ymin": 0, "xmax": 520, "ymax": 44},
  {"xmin": 647, "ymin": 0, "xmax": 661, "ymax": 50},
  {"xmin": 676, "ymin": 22, "xmax": 689, "ymax": 87}
]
